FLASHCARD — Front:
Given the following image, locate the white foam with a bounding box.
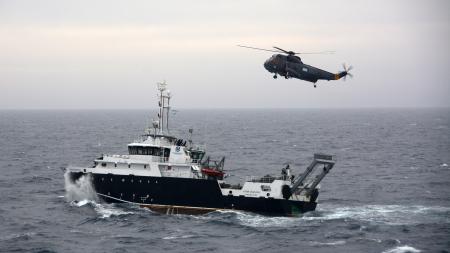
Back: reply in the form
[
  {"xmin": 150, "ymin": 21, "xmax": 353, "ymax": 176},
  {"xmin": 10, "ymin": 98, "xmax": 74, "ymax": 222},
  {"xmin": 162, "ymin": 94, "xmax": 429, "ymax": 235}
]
[
  {"xmin": 381, "ymin": 245, "xmax": 421, "ymax": 253},
  {"xmin": 440, "ymin": 163, "xmax": 448, "ymax": 167},
  {"xmin": 200, "ymin": 204, "xmax": 450, "ymax": 228},
  {"xmin": 308, "ymin": 204, "xmax": 450, "ymax": 225},
  {"xmin": 64, "ymin": 171, "xmax": 99, "ymax": 202},
  {"xmin": 70, "ymin": 199, "xmax": 133, "ymax": 218},
  {"xmin": 93, "ymin": 203, "xmax": 133, "ymax": 219},
  {"xmin": 309, "ymin": 240, "xmax": 346, "ymax": 246},
  {"xmin": 72, "ymin": 199, "xmax": 90, "ymax": 207},
  {"xmin": 162, "ymin": 234, "xmax": 195, "ymax": 240},
  {"xmin": 210, "ymin": 210, "xmax": 301, "ymax": 228},
  {"xmin": 64, "ymin": 172, "xmax": 133, "ymax": 218}
]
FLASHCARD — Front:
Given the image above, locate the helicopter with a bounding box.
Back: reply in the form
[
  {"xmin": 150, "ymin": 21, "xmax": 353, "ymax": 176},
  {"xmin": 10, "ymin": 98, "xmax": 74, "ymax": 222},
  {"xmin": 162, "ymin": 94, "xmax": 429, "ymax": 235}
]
[{"xmin": 238, "ymin": 45, "xmax": 353, "ymax": 88}]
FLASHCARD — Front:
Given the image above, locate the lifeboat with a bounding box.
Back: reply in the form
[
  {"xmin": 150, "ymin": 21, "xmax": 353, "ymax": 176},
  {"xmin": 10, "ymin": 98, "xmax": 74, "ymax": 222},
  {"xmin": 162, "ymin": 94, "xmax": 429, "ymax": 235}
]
[{"xmin": 201, "ymin": 167, "xmax": 225, "ymax": 179}]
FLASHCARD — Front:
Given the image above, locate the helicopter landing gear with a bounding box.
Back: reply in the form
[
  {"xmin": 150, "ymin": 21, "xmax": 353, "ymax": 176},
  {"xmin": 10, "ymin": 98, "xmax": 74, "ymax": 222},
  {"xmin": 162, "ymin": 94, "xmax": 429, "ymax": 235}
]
[
  {"xmin": 273, "ymin": 74, "xmax": 277, "ymax": 79},
  {"xmin": 285, "ymin": 72, "xmax": 289, "ymax": 79},
  {"xmin": 314, "ymin": 84, "xmax": 317, "ymax": 88}
]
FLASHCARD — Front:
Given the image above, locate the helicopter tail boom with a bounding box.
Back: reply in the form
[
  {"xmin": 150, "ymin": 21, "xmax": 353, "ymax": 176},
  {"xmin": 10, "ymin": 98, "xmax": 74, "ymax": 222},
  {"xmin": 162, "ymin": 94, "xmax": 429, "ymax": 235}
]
[
  {"xmin": 335, "ymin": 64, "xmax": 353, "ymax": 80},
  {"xmin": 334, "ymin": 72, "xmax": 346, "ymax": 80}
]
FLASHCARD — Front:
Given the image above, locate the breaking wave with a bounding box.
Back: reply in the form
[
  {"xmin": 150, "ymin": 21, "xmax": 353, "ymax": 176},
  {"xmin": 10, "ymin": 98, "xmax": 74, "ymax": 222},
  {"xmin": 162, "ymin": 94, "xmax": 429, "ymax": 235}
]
[
  {"xmin": 64, "ymin": 171, "xmax": 98, "ymax": 202},
  {"xmin": 70, "ymin": 199, "xmax": 133, "ymax": 219},
  {"xmin": 64, "ymin": 171, "xmax": 133, "ymax": 218},
  {"xmin": 381, "ymin": 245, "xmax": 421, "ymax": 253}
]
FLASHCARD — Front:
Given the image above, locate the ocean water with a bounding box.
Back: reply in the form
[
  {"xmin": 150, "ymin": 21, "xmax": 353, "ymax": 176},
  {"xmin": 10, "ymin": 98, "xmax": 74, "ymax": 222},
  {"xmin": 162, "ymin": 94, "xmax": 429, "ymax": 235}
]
[{"xmin": 0, "ymin": 108, "xmax": 449, "ymax": 253}]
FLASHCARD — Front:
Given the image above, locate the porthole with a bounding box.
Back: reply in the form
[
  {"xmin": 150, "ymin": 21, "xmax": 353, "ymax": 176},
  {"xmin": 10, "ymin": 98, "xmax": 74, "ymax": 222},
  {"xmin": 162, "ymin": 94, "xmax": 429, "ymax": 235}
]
[
  {"xmin": 122, "ymin": 178, "xmax": 125, "ymax": 182},
  {"xmin": 101, "ymin": 177, "xmax": 104, "ymax": 181},
  {"xmin": 108, "ymin": 192, "xmax": 110, "ymax": 195},
  {"xmin": 131, "ymin": 179, "xmax": 134, "ymax": 183},
  {"xmin": 139, "ymin": 180, "xmax": 142, "ymax": 183},
  {"xmin": 128, "ymin": 164, "xmax": 131, "ymax": 168},
  {"xmin": 267, "ymin": 193, "xmax": 270, "ymax": 197},
  {"xmin": 229, "ymin": 191, "xmax": 232, "ymax": 195},
  {"xmin": 147, "ymin": 180, "xmax": 150, "ymax": 183},
  {"xmin": 110, "ymin": 178, "xmax": 113, "ymax": 182}
]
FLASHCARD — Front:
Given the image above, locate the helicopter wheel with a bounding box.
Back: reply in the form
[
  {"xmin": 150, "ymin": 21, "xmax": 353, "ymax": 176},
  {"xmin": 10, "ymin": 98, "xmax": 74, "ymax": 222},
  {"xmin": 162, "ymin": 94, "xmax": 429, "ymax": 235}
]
[
  {"xmin": 314, "ymin": 84, "xmax": 317, "ymax": 88},
  {"xmin": 273, "ymin": 74, "xmax": 277, "ymax": 79}
]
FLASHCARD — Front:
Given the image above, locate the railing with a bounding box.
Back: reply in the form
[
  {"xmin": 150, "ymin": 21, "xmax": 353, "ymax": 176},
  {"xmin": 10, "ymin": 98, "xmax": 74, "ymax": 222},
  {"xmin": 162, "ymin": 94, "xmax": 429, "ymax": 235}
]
[
  {"xmin": 107, "ymin": 154, "xmax": 130, "ymax": 159},
  {"xmin": 245, "ymin": 175, "xmax": 279, "ymax": 183}
]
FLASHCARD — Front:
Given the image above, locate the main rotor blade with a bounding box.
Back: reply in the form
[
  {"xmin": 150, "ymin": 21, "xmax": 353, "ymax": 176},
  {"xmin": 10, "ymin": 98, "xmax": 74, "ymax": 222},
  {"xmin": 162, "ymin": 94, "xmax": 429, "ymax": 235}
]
[
  {"xmin": 297, "ymin": 50, "xmax": 335, "ymax": 55},
  {"xmin": 237, "ymin": 45, "xmax": 281, "ymax": 53},
  {"xmin": 274, "ymin": 46, "xmax": 334, "ymax": 55},
  {"xmin": 273, "ymin": 46, "xmax": 292, "ymax": 54}
]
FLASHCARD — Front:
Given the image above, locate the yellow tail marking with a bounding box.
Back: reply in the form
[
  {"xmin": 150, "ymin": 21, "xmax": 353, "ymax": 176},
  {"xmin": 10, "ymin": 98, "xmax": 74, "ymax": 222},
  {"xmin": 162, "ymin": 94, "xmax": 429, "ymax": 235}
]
[{"xmin": 335, "ymin": 74, "xmax": 340, "ymax": 80}]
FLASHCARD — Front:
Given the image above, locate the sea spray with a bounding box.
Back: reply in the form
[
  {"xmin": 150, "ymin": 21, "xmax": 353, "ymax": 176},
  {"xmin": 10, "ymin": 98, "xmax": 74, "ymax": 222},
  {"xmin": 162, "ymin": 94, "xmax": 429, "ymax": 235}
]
[{"xmin": 64, "ymin": 171, "xmax": 99, "ymax": 202}]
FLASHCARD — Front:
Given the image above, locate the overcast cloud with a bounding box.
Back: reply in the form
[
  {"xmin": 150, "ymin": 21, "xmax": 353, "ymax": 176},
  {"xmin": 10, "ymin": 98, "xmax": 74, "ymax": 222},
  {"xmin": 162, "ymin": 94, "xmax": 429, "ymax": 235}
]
[{"xmin": 1, "ymin": 0, "xmax": 449, "ymax": 109}]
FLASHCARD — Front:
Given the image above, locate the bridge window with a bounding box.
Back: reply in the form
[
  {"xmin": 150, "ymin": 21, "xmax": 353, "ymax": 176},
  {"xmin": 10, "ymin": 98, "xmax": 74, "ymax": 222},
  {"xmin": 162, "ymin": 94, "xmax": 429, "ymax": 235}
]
[{"xmin": 129, "ymin": 146, "xmax": 169, "ymax": 157}]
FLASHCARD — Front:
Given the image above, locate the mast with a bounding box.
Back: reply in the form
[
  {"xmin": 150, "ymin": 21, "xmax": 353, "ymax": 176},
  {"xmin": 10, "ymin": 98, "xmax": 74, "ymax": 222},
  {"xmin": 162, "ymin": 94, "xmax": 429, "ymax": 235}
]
[{"xmin": 156, "ymin": 80, "xmax": 171, "ymax": 135}]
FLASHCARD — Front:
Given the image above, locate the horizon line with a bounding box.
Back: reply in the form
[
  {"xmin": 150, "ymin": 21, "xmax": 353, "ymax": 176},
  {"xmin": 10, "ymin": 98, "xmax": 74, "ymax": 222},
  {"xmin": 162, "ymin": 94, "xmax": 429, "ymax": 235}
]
[{"xmin": 1, "ymin": 106, "xmax": 449, "ymax": 111}]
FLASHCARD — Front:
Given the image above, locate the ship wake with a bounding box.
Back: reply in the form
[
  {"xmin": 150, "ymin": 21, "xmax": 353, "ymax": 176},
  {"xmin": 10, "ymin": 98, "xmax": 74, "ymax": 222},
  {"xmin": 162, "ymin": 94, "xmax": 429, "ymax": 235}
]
[{"xmin": 197, "ymin": 204, "xmax": 450, "ymax": 228}]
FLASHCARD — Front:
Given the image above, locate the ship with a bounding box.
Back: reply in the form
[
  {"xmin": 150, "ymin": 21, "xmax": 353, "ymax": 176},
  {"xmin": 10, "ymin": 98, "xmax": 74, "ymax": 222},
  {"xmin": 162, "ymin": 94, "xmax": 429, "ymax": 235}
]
[{"xmin": 66, "ymin": 81, "xmax": 336, "ymax": 216}]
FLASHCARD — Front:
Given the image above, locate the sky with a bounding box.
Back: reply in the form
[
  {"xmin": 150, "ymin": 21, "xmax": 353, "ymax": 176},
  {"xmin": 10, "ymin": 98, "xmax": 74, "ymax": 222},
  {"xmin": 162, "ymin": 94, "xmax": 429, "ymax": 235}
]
[{"xmin": 1, "ymin": 0, "xmax": 449, "ymax": 109}]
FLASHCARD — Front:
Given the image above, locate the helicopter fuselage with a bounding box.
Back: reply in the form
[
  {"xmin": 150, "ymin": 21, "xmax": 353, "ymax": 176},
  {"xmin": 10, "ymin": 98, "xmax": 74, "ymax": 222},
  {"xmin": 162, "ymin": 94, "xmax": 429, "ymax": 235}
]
[{"xmin": 263, "ymin": 54, "xmax": 343, "ymax": 83}]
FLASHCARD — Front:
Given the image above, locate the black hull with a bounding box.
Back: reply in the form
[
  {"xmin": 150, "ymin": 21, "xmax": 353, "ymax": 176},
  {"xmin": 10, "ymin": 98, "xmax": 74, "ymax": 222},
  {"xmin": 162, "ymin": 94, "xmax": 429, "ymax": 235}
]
[{"xmin": 68, "ymin": 172, "xmax": 317, "ymax": 216}]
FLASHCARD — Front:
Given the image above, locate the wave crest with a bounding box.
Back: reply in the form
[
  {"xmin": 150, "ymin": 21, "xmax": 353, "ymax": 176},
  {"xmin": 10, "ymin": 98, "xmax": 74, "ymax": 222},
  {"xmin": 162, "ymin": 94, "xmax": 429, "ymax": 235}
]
[{"xmin": 382, "ymin": 245, "xmax": 421, "ymax": 253}]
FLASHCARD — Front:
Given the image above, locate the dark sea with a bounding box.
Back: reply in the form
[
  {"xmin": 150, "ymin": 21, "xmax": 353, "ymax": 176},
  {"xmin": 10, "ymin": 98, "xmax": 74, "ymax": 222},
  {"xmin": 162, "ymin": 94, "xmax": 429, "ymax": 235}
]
[{"xmin": 0, "ymin": 109, "xmax": 449, "ymax": 253}]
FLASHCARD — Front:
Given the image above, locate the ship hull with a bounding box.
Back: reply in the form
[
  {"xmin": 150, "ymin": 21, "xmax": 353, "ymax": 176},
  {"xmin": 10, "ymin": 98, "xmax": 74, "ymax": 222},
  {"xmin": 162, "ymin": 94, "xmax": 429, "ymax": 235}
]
[{"xmin": 68, "ymin": 172, "xmax": 317, "ymax": 216}]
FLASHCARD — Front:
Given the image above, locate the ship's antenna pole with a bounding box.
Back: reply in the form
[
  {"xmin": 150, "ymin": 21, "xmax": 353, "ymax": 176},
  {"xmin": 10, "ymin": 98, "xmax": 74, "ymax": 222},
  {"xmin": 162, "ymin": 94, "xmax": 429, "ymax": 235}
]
[
  {"xmin": 157, "ymin": 80, "xmax": 167, "ymax": 135},
  {"xmin": 166, "ymin": 90, "xmax": 171, "ymax": 133},
  {"xmin": 188, "ymin": 128, "xmax": 193, "ymax": 147}
]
